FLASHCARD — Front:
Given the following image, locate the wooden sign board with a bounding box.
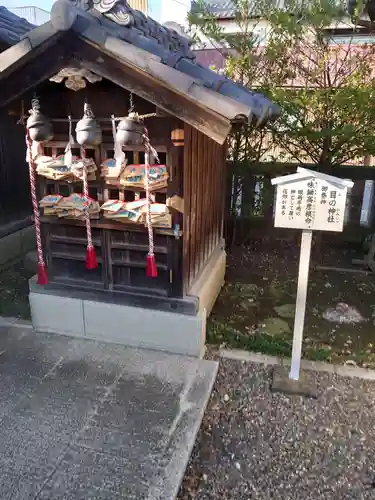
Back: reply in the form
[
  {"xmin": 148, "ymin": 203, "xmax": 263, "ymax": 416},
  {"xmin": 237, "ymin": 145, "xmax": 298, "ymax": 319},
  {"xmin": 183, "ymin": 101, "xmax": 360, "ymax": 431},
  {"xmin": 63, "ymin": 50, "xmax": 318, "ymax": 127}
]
[
  {"xmin": 272, "ymin": 167, "xmax": 353, "ymax": 233},
  {"xmin": 270, "ymin": 168, "xmax": 354, "ymax": 384}
]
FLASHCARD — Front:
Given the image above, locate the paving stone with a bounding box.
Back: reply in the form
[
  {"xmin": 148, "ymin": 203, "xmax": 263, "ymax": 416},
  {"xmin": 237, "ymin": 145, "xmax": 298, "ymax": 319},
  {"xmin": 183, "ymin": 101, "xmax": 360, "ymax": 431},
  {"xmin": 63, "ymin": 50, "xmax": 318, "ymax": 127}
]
[
  {"xmin": 39, "ymin": 445, "xmax": 148, "ymax": 500},
  {"xmin": 0, "ymin": 325, "xmax": 218, "ymax": 500},
  {"xmin": 0, "ymin": 326, "xmax": 59, "ymax": 419},
  {"xmin": 75, "ymin": 374, "xmax": 181, "ymax": 465},
  {"xmin": 0, "ymin": 471, "xmax": 43, "ymax": 500},
  {"xmin": 0, "ymin": 408, "xmax": 70, "ymax": 481}
]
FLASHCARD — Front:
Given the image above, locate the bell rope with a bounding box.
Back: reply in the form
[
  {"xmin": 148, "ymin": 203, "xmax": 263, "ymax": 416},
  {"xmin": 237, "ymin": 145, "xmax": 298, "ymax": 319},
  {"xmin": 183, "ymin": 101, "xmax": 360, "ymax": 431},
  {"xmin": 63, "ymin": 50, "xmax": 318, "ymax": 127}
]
[
  {"xmin": 80, "ymin": 146, "xmax": 98, "ymax": 270},
  {"xmin": 143, "ymin": 127, "xmax": 159, "ymax": 278},
  {"xmin": 26, "ymin": 131, "xmax": 48, "ymax": 285}
]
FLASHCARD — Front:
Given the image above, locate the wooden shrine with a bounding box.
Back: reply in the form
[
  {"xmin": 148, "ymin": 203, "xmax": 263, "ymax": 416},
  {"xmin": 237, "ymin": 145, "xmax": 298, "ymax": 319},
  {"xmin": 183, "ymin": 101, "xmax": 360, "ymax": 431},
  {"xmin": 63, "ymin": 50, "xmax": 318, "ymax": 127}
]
[
  {"xmin": 0, "ymin": 0, "xmax": 279, "ymax": 355},
  {"xmin": 25, "ymin": 83, "xmax": 227, "ymax": 307}
]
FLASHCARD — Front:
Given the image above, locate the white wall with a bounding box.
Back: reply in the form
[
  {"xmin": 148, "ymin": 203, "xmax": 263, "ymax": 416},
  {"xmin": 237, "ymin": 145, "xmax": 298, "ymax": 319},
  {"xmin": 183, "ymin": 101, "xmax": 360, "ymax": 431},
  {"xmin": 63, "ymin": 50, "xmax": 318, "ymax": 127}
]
[
  {"xmin": 8, "ymin": 5, "xmax": 50, "ymax": 25},
  {"xmin": 194, "ymin": 16, "xmax": 375, "ymax": 48},
  {"xmin": 192, "ymin": 18, "xmax": 271, "ymax": 49}
]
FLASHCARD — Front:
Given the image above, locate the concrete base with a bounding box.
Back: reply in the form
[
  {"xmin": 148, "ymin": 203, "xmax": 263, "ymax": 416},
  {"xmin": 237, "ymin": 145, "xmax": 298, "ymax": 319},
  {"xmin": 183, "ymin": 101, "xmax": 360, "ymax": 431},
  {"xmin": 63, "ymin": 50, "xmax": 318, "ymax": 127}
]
[
  {"xmin": 188, "ymin": 242, "xmax": 226, "ymax": 316},
  {"xmin": 28, "ymin": 242, "xmax": 226, "ymax": 357},
  {"xmin": 29, "ymin": 277, "xmax": 207, "ymax": 357},
  {"xmin": 271, "ymin": 365, "xmax": 318, "ymax": 398}
]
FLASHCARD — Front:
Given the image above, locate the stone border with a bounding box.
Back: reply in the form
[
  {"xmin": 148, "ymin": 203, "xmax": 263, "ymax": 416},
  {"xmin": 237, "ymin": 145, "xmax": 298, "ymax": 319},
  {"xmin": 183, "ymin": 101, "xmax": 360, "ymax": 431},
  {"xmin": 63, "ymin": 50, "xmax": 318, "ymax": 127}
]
[
  {"xmin": 220, "ymin": 348, "xmax": 375, "ymax": 381},
  {"xmin": 0, "ymin": 216, "xmax": 32, "ymax": 239},
  {"xmin": 0, "ymin": 316, "xmax": 33, "ymax": 329},
  {"xmin": 0, "ymin": 224, "xmax": 35, "ymax": 268},
  {"xmin": 3, "ymin": 317, "xmax": 374, "ymax": 382}
]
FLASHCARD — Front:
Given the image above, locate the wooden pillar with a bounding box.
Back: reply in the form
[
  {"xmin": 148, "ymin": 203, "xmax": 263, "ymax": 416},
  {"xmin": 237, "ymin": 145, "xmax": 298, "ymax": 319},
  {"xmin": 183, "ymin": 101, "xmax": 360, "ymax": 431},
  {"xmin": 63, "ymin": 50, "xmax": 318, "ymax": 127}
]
[{"xmin": 167, "ymin": 124, "xmax": 184, "ymax": 297}]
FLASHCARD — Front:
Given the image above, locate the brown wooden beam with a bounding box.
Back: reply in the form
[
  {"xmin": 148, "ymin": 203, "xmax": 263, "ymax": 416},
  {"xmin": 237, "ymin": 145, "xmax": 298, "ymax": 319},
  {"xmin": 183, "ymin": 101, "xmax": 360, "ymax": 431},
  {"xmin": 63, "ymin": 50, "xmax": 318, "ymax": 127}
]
[
  {"xmin": 71, "ymin": 40, "xmax": 231, "ymax": 144},
  {"xmin": 0, "ymin": 32, "xmax": 73, "ymax": 108},
  {"xmin": 226, "ymin": 161, "xmax": 375, "ymax": 180}
]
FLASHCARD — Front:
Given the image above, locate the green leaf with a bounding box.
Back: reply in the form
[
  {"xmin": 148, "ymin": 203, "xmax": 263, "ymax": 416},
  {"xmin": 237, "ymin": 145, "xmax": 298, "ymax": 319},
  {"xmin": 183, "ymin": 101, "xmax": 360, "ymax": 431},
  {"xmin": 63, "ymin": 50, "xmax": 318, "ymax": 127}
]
[{"xmin": 189, "ymin": 0, "xmax": 375, "ymax": 168}]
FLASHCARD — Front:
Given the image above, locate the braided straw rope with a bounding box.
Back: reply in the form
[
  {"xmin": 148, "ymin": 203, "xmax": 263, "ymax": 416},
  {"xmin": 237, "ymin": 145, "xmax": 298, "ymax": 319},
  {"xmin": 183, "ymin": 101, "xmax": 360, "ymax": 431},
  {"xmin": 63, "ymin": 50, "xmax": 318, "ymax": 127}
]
[{"xmin": 26, "ymin": 132, "xmax": 45, "ymax": 269}]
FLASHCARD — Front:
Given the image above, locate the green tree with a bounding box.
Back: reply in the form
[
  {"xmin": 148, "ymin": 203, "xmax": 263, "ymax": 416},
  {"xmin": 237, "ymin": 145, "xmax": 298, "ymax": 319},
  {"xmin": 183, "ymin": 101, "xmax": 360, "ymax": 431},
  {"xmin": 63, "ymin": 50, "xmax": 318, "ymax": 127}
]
[
  {"xmin": 189, "ymin": 0, "xmax": 290, "ymax": 241},
  {"xmin": 188, "ymin": 0, "xmax": 289, "ymax": 167},
  {"xmin": 189, "ymin": 0, "xmax": 375, "ymax": 171},
  {"xmin": 269, "ymin": 0, "xmax": 375, "ymax": 171}
]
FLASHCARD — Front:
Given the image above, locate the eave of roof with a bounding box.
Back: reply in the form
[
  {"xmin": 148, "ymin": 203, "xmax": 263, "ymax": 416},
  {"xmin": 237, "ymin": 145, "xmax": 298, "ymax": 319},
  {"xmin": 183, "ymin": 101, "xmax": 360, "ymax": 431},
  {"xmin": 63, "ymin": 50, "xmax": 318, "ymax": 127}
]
[{"xmin": 0, "ymin": 0, "xmax": 280, "ymax": 144}]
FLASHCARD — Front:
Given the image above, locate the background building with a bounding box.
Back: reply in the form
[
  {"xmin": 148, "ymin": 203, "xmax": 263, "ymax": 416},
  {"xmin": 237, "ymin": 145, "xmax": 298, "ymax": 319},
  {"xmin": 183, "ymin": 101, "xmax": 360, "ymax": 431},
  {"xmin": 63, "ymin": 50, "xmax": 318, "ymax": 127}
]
[
  {"xmin": 5, "ymin": 0, "xmax": 148, "ymax": 26},
  {"xmin": 7, "ymin": 5, "xmax": 49, "ymax": 24},
  {"xmin": 160, "ymin": 0, "xmax": 191, "ymax": 26}
]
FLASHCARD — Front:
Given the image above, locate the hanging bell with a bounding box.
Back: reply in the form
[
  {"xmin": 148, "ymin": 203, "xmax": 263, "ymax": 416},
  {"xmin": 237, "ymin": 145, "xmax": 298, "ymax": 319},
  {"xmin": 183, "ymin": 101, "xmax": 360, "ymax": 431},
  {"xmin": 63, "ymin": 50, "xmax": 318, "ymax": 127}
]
[
  {"xmin": 75, "ymin": 101, "xmax": 102, "ymax": 147},
  {"xmin": 116, "ymin": 112, "xmax": 143, "ymax": 146},
  {"xmin": 26, "ymin": 97, "xmax": 53, "ymax": 143}
]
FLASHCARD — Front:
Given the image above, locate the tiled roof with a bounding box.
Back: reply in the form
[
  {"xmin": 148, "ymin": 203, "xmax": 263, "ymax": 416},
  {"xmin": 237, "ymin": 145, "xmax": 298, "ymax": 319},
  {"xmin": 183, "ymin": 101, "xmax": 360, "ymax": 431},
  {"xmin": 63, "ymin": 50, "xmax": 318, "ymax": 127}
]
[
  {"xmin": 194, "ymin": 48, "xmax": 227, "ymax": 70},
  {"xmin": 0, "ymin": 0, "xmax": 280, "ymax": 140},
  {"xmin": 0, "ymin": 5, "xmax": 35, "ymax": 46},
  {"xmin": 69, "ymin": 0, "xmax": 279, "ymax": 123}
]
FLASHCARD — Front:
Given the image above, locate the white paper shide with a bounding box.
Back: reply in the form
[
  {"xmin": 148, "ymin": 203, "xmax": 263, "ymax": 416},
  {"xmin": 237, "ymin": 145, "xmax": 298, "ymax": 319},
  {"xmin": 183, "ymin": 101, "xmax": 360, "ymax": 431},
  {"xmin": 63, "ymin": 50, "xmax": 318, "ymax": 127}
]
[{"xmin": 272, "ymin": 167, "xmax": 353, "ymax": 232}]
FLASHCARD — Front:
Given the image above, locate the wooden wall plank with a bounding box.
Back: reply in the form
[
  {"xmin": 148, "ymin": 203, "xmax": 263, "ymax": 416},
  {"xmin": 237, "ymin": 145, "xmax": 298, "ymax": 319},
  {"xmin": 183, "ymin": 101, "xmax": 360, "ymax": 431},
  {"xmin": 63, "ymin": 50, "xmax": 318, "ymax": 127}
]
[
  {"xmin": 196, "ymin": 129, "xmax": 203, "ymax": 272},
  {"xmin": 208, "ymin": 136, "xmax": 216, "ymax": 253},
  {"xmin": 183, "ymin": 124, "xmax": 226, "ymax": 289},
  {"xmin": 190, "ymin": 126, "xmax": 198, "ymax": 283},
  {"xmin": 183, "ymin": 124, "xmax": 192, "ymax": 292}
]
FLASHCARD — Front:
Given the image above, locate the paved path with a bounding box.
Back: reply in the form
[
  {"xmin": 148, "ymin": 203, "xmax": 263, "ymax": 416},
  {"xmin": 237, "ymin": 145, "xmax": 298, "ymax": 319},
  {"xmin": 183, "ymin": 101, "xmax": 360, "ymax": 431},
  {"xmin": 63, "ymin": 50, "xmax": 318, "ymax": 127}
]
[{"xmin": 0, "ymin": 323, "xmax": 217, "ymax": 500}]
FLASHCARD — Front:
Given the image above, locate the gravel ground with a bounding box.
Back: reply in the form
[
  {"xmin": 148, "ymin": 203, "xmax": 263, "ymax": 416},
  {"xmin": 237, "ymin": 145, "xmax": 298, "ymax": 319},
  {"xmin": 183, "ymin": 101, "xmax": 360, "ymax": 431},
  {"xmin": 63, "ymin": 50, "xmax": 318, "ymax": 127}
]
[{"xmin": 178, "ymin": 358, "xmax": 375, "ymax": 500}]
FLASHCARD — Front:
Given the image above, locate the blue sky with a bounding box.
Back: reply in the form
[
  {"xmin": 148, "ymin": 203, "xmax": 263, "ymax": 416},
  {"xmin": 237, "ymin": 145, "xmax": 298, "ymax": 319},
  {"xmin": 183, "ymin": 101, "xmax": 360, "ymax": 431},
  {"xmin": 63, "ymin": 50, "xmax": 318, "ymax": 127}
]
[
  {"xmin": 3, "ymin": 0, "xmax": 162, "ymax": 18},
  {"xmin": 149, "ymin": 0, "xmax": 161, "ymax": 19}
]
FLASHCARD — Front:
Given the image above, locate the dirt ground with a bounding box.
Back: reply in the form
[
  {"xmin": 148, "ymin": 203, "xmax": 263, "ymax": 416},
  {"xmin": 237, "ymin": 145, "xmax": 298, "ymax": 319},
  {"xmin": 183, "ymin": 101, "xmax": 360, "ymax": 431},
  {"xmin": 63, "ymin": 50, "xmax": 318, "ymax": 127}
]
[{"xmin": 208, "ymin": 237, "xmax": 375, "ymax": 368}]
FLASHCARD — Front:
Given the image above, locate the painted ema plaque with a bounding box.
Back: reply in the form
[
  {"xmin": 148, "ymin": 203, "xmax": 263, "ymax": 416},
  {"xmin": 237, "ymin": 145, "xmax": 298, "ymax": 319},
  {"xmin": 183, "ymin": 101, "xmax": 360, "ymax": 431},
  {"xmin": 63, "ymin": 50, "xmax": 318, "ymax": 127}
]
[
  {"xmin": 270, "ymin": 168, "xmax": 354, "ymax": 386},
  {"xmin": 272, "ymin": 167, "xmax": 353, "ymax": 232}
]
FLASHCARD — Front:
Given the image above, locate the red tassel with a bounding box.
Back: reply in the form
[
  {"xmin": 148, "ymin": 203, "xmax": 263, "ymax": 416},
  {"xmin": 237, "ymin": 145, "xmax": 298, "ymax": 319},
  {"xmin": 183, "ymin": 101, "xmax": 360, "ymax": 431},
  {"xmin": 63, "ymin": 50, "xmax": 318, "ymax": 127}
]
[
  {"xmin": 37, "ymin": 263, "xmax": 49, "ymax": 285},
  {"xmin": 86, "ymin": 246, "xmax": 98, "ymax": 270},
  {"xmin": 146, "ymin": 254, "xmax": 158, "ymax": 278}
]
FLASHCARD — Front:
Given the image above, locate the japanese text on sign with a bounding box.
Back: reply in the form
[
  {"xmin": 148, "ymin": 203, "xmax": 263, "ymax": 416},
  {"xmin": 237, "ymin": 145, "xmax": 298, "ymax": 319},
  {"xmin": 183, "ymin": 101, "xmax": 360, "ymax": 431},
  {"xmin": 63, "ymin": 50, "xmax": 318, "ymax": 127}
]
[{"xmin": 273, "ymin": 178, "xmax": 347, "ymax": 232}]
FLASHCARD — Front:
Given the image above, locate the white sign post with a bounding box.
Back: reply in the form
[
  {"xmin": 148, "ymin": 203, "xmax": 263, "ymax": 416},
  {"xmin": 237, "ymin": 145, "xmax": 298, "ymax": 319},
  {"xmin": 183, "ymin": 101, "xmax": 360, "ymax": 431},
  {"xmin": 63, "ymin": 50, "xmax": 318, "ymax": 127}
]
[{"xmin": 271, "ymin": 167, "xmax": 354, "ymax": 381}]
